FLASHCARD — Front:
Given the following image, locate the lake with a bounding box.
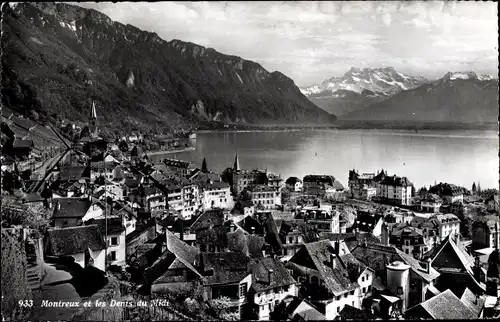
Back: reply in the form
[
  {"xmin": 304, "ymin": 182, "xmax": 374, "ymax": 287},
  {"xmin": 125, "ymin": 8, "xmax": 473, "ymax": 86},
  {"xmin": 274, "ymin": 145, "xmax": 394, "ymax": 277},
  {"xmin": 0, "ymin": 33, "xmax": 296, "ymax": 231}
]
[{"xmin": 152, "ymin": 129, "xmax": 499, "ymax": 190}]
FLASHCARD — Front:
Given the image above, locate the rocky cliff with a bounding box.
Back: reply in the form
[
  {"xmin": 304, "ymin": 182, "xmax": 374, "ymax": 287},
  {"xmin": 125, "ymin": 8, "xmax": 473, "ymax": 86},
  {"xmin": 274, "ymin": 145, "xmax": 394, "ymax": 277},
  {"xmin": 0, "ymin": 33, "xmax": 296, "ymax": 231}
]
[{"xmin": 1, "ymin": 2, "xmax": 335, "ymax": 134}]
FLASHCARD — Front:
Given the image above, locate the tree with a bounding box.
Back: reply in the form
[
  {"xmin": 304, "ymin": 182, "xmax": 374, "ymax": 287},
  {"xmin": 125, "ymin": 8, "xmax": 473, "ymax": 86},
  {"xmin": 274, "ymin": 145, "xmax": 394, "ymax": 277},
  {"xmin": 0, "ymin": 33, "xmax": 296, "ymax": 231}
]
[
  {"xmin": 480, "ymin": 188, "xmax": 499, "ymax": 201},
  {"xmin": 472, "ymin": 182, "xmax": 477, "ymax": 194},
  {"xmin": 417, "ymin": 186, "xmax": 428, "ymax": 196},
  {"xmin": 477, "ymin": 181, "xmax": 482, "ymax": 194},
  {"xmin": 411, "ymin": 185, "xmax": 416, "ymax": 197},
  {"xmin": 461, "ymin": 216, "xmax": 474, "ymax": 239},
  {"xmin": 118, "ymin": 140, "xmax": 129, "ymax": 153},
  {"xmin": 211, "ymin": 296, "xmax": 240, "ymax": 321}
]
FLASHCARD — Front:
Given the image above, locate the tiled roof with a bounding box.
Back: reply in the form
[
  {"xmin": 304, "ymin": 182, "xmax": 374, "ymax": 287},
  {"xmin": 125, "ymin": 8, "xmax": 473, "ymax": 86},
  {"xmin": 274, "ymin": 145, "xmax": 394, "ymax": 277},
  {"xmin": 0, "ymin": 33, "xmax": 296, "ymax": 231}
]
[
  {"xmin": 13, "ymin": 139, "xmax": 34, "ymax": 149},
  {"xmin": 285, "ymin": 177, "xmax": 302, "ymax": 185},
  {"xmin": 46, "ymin": 225, "xmax": 105, "ymax": 256},
  {"xmin": 336, "ymin": 305, "xmax": 378, "ymax": 320},
  {"xmin": 435, "ymin": 213, "xmax": 460, "ymax": 224},
  {"xmin": 236, "ymin": 215, "xmax": 264, "ymax": 235},
  {"xmin": 190, "ymin": 209, "xmax": 225, "ymax": 232},
  {"xmin": 249, "ymin": 256, "xmax": 296, "ymax": 292},
  {"xmin": 126, "ymin": 220, "xmax": 155, "ymax": 243},
  {"xmin": 428, "ymin": 182, "xmax": 464, "ymax": 197},
  {"xmin": 90, "ymin": 161, "xmax": 117, "ymax": 171},
  {"xmin": 53, "ymin": 198, "xmax": 92, "ymax": 218},
  {"xmin": 391, "ymin": 225, "xmax": 424, "ymax": 238},
  {"xmin": 303, "ymin": 175, "xmax": 336, "ymax": 184},
  {"xmin": 292, "ymin": 300, "xmax": 325, "ymax": 320},
  {"xmin": 430, "ymin": 235, "xmax": 475, "ymax": 276},
  {"xmin": 87, "ymin": 216, "xmax": 125, "ymax": 235},
  {"xmin": 197, "ymin": 181, "xmax": 230, "ymax": 190},
  {"xmin": 300, "ymin": 240, "xmax": 360, "ymax": 296},
  {"xmin": 23, "ymin": 192, "xmax": 44, "ymax": 203},
  {"xmin": 197, "ymin": 225, "xmax": 228, "ymax": 248},
  {"xmin": 406, "ymin": 289, "xmax": 476, "ymax": 319},
  {"xmin": 199, "ymin": 252, "xmax": 249, "ymax": 285},
  {"xmin": 60, "ymin": 165, "xmax": 89, "ymax": 181},
  {"xmin": 380, "ymin": 175, "xmax": 412, "ymax": 187},
  {"xmin": 421, "ymin": 193, "xmax": 443, "ymax": 203},
  {"xmin": 344, "ymin": 233, "xmax": 382, "ymax": 252},
  {"xmin": 460, "ymin": 288, "xmax": 485, "ymax": 317},
  {"xmin": 144, "ymin": 230, "xmax": 201, "ymax": 284},
  {"xmin": 331, "ymin": 180, "xmax": 345, "ymax": 191},
  {"xmin": 395, "ymin": 249, "xmax": 440, "ymax": 282},
  {"xmin": 227, "ymin": 228, "xmax": 266, "ymax": 258}
]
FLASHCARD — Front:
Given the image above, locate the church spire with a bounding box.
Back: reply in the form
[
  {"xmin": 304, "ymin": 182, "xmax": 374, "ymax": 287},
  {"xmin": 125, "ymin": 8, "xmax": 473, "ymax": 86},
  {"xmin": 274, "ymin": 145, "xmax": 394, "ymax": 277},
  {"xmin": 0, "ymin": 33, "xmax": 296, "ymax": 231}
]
[
  {"xmin": 201, "ymin": 157, "xmax": 208, "ymax": 173},
  {"xmin": 89, "ymin": 101, "xmax": 98, "ymax": 138},
  {"xmin": 233, "ymin": 150, "xmax": 240, "ymax": 171},
  {"xmin": 91, "ymin": 101, "xmax": 97, "ymax": 120}
]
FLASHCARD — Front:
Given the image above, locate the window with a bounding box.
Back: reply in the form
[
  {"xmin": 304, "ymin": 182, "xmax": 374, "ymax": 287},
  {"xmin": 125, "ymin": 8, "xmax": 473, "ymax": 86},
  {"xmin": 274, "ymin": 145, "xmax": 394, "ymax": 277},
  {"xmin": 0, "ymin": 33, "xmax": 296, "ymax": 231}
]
[
  {"xmin": 109, "ymin": 237, "xmax": 119, "ymax": 246},
  {"xmin": 109, "ymin": 251, "xmax": 116, "ymax": 261},
  {"xmin": 363, "ymin": 287, "xmax": 366, "ymax": 293},
  {"xmin": 344, "ymin": 293, "xmax": 348, "ymax": 298},
  {"xmin": 283, "ymin": 285, "xmax": 289, "ymax": 292},
  {"xmin": 397, "ymin": 286, "xmax": 403, "ymax": 295},
  {"xmin": 337, "ymin": 307, "xmax": 340, "ymax": 313},
  {"xmin": 352, "ymin": 301, "xmax": 355, "ymax": 306},
  {"xmin": 239, "ymin": 283, "xmax": 248, "ymax": 298},
  {"xmin": 268, "ymin": 303, "xmax": 271, "ymax": 311},
  {"xmin": 362, "ymin": 276, "xmax": 365, "ymax": 282}
]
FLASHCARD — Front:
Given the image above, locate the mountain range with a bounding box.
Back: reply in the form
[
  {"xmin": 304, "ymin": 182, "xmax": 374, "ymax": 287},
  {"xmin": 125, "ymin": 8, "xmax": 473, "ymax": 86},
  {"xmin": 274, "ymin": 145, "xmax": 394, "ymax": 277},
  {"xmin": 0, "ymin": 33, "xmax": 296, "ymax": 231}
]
[
  {"xmin": 340, "ymin": 71, "xmax": 499, "ymax": 123},
  {"xmin": 301, "ymin": 68, "xmax": 498, "ymax": 124},
  {"xmin": 1, "ymin": 2, "xmax": 335, "ymax": 136}
]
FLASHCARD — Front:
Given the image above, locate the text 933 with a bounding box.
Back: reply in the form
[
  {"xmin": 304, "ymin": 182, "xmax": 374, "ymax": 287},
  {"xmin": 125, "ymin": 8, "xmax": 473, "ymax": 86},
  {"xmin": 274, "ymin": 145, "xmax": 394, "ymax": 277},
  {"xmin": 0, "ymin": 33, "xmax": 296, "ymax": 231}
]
[{"xmin": 18, "ymin": 300, "xmax": 33, "ymax": 308}]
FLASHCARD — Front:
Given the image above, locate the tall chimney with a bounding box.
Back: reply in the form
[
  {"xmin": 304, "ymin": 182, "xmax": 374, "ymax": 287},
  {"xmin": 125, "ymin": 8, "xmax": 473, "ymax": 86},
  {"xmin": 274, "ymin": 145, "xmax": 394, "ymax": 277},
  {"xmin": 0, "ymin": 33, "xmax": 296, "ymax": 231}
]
[
  {"xmin": 330, "ymin": 253, "xmax": 337, "ymax": 269},
  {"xmin": 268, "ymin": 269, "xmax": 273, "ymax": 284}
]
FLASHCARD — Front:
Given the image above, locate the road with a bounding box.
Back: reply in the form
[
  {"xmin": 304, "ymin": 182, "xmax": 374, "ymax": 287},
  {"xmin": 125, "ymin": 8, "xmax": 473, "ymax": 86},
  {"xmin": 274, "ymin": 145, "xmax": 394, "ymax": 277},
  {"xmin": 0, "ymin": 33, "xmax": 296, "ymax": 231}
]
[{"xmin": 29, "ymin": 263, "xmax": 82, "ymax": 321}]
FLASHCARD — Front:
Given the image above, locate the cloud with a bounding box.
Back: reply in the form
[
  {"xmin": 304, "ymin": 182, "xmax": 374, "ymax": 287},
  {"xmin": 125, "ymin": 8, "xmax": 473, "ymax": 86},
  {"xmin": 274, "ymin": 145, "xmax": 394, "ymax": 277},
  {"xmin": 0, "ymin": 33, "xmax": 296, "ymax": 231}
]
[{"xmin": 74, "ymin": 1, "xmax": 498, "ymax": 86}]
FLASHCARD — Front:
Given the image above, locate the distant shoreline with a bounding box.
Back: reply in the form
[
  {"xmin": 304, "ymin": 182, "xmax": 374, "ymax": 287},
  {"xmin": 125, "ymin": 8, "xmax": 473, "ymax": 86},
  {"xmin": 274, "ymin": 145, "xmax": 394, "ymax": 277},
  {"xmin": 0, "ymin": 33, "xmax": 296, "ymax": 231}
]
[{"xmin": 197, "ymin": 121, "xmax": 498, "ymax": 133}]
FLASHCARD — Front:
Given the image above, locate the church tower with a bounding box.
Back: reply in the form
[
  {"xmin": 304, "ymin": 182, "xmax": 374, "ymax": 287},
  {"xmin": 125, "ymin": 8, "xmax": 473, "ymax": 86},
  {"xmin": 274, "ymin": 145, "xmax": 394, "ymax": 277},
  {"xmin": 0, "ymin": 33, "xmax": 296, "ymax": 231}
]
[{"xmin": 89, "ymin": 101, "xmax": 98, "ymax": 139}]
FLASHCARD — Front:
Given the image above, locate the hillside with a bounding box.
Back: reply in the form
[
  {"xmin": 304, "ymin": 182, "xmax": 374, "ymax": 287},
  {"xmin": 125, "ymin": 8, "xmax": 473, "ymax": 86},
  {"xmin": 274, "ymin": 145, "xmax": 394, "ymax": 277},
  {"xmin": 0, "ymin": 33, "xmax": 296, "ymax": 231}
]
[
  {"xmin": 1, "ymin": 2, "xmax": 336, "ymax": 136},
  {"xmin": 339, "ymin": 72, "xmax": 499, "ymax": 123},
  {"xmin": 300, "ymin": 67, "xmax": 428, "ymax": 116}
]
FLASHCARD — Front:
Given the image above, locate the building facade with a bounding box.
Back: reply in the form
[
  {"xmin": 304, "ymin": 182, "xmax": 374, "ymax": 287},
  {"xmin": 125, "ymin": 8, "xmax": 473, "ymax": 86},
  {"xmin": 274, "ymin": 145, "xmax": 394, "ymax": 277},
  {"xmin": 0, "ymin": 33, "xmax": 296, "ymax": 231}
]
[{"xmin": 378, "ymin": 175, "xmax": 413, "ymax": 206}]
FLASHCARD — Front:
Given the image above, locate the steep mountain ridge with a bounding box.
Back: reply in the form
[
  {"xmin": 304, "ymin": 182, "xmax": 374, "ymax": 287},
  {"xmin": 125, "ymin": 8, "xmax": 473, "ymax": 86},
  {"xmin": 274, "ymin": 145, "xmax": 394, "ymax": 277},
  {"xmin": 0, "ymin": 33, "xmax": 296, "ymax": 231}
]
[
  {"xmin": 340, "ymin": 71, "xmax": 499, "ymax": 123},
  {"xmin": 300, "ymin": 67, "xmax": 428, "ymax": 116},
  {"xmin": 1, "ymin": 2, "xmax": 335, "ymax": 135}
]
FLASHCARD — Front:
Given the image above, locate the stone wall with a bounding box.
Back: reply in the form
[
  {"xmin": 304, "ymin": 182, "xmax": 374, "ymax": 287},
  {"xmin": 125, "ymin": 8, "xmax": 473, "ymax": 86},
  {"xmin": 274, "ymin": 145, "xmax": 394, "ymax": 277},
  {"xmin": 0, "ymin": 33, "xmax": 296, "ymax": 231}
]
[
  {"xmin": 71, "ymin": 275, "xmax": 124, "ymax": 321},
  {"xmin": 1, "ymin": 227, "xmax": 32, "ymax": 320}
]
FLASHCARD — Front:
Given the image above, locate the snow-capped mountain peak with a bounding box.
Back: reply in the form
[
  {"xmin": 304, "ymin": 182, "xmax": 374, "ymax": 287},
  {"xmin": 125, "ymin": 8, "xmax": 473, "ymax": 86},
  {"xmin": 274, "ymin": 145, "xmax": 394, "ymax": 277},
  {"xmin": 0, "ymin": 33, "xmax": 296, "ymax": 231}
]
[
  {"xmin": 300, "ymin": 67, "xmax": 428, "ymax": 98},
  {"xmin": 442, "ymin": 71, "xmax": 496, "ymax": 82}
]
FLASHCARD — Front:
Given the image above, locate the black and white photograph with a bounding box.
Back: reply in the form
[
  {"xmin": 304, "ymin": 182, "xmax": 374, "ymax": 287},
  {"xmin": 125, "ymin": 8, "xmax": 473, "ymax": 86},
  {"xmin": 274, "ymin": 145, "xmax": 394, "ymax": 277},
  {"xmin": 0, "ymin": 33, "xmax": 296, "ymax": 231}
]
[{"xmin": 1, "ymin": 1, "xmax": 499, "ymax": 320}]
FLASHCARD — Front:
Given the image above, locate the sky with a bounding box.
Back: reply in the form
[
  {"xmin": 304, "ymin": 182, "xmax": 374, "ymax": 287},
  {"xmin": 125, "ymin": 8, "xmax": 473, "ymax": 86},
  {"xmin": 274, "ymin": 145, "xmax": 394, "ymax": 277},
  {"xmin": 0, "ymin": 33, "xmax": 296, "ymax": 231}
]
[{"xmin": 72, "ymin": 1, "xmax": 498, "ymax": 87}]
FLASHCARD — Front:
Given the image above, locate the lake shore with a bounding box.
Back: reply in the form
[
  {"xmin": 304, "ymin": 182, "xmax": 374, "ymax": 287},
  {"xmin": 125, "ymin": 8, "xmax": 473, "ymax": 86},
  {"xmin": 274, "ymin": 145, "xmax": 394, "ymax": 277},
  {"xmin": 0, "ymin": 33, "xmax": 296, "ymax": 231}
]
[
  {"xmin": 196, "ymin": 121, "xmax": 498, "ymax": 133},
  {"xmin": 148, "ymin": 146, "xmax": 196, "ymax": 156}
]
